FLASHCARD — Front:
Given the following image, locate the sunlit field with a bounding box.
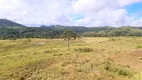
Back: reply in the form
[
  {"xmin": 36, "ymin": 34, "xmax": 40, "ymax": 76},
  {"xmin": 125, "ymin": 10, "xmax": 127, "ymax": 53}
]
[{"xmin": 0, "ymin": 37, "xmax": 142, "ymax": 80}]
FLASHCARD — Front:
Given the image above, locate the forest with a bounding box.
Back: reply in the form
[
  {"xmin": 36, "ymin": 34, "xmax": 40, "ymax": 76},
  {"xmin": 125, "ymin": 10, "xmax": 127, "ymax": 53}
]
[{"xmin": 0, "ymin": 26, "xmax": 142, "ymax": 40}]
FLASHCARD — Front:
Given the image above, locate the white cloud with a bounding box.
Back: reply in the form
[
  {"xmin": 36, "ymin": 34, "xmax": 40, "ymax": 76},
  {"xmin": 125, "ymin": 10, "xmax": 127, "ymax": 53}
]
[
  {"xmin": 73, "ymin": 0, "xmax": 142, "ymax": 13},
  {"xmin": 118, "ymin": 0, "xmax": 142, "ymax": 7},
  {"xmin": 0, "ymin": 0, "xmax": 73, "ymax": 26},
  {"xmin": 73, "ymin": 0, "xmax": 119, "ymax": 13},
  {"xmin": 73, "ymin": 0, "xmax": 142, "ymax": 27},
  {"xmin": 0, "ymin": 0, "xmax": 142, "ymax": 27},
  {"xmin": 74, "ymin": 9, "xmax": 127, "ymax": 26}
]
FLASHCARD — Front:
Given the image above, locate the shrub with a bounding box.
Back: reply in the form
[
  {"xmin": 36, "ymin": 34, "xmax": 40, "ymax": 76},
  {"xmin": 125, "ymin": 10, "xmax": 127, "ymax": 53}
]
[
  {"xmin": 109, "ymin": 37, "xmax": 117, "ymax": 41},
  {"xmin": 104, "ymin": 60, "xmax": 131, "ymax": 76},
  {"xmin": 117, "ymin": 68, "xmax": 130, "ymax": 76},
  {"xmin": 137, "ymin": 44, "xmax": 142, "ymax": 49},
  {"xmin": 75, "ymin": 48, "xmax": 94, "ymax": 52}
]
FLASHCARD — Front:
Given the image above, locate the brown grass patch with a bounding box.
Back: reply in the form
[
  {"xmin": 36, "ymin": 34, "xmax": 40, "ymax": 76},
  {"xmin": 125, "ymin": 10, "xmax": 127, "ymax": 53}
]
[
  {"xmin": 0, "ymin": 59, "xmax": 58, "ymax": 80},
  {"xmin": 112, "ymin": 50, "xmax": 142, "ymax": 69}
]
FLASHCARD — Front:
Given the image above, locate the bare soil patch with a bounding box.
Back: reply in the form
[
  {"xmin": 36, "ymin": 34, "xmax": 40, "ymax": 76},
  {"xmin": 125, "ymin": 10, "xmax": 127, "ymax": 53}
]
[{"xmin": 38, "ymin": 42, "xmax": 45, "ymax": 45}]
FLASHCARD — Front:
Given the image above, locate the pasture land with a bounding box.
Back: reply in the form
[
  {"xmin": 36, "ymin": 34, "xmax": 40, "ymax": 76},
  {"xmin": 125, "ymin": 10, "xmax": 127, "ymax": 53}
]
[{"xmin": 0, "ymin": 37, "xmax": 142, "ymax": 80}]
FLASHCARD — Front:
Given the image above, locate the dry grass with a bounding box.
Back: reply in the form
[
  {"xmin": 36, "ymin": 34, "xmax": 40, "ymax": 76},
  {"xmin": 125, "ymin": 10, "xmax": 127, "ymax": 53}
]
[
  {"xmin": 112, "ymin": 50, "xmax": 142, "ymax": 69},
  {"xmin": 0, "ymin": 37, "xmax": 142, "ymax": 80}
]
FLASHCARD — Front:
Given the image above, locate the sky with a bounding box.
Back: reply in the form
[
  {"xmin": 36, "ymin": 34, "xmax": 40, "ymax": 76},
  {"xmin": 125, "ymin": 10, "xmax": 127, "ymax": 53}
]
[{"xmin": 0, "ymin": 0, "xmax": 142, "ymax": 27}]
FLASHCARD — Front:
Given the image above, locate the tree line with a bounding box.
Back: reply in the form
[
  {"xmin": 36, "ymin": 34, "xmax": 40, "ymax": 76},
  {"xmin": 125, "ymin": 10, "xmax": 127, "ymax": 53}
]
[
  {"xmin": 0, "ymin": 27, "xmax": 142, "ymax": 40},
  {"xmin": 83, "ymin": 27, "xmax": 142, "ymax": 37},
  {"xmin": 0, "ymin": 27, "xmax": 62, "ymax": 40}
]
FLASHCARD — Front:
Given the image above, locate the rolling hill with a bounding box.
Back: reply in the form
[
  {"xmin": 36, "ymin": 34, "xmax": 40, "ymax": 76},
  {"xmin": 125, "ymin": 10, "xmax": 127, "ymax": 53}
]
[{"xmin": 0, "ymin": 19, "xmax": 26, "ymax": 28}]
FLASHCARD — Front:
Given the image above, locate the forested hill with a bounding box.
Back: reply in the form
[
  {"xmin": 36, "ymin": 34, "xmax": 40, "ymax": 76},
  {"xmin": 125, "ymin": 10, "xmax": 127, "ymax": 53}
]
[
  {"xmin": 0, "ymin": 19, "xmax": 142, "ymax": 40},
  {"xmin": 1, "ymin": 26, "xmax": 142, "ymax": 40},
  {"xmin": 0, "ymin": 27, "xmax": 62, "ymax": 40},
  {"xmin": 0, "ymin": 19, "xmax": 25, "ymax": 28},
  {"xmin": 40, "ymin": 25, "xmax": 115, "ymax": 33}
]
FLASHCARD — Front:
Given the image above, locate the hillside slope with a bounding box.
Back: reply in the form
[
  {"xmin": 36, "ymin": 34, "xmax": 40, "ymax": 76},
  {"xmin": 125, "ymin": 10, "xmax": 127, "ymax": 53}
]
[{"xmin": 0, "ymin": 19, "xmax": 25, "ymax": 27}]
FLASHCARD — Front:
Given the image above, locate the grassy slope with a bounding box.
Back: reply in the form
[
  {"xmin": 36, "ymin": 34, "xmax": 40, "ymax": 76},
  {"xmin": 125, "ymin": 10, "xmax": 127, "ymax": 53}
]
[{"xmin": 0, "ymin": 37, "xmax": 142, "ymax": 80}]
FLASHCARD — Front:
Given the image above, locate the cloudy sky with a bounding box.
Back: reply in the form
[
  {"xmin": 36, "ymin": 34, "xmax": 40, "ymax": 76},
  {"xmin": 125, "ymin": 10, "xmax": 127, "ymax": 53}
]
[{"xmin": 0, "ymin": 0, "xmax": 142, "ymax": 27}]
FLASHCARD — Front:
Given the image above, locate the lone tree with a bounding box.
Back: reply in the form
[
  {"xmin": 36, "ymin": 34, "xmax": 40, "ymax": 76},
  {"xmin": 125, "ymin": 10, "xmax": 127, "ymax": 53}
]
[{"xmin": 62, "ymin": 29, "xmax": 77, "ymax": 50}]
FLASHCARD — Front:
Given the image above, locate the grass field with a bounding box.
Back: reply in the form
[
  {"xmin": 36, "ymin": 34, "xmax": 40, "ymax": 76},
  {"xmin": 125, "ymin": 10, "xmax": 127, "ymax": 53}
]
[{"xmin": 0, "ymin": 37, "xmax": 142, "ymax": 80}]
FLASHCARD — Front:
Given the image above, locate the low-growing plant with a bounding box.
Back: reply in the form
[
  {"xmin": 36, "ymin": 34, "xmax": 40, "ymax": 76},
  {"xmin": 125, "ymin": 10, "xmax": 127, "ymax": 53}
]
[
  {"xmin": 109, "ymin": 37, "xmax": 117, "ymax": 41},
  {"xmin": 132, "ymin": 72, "xmax": 142, "ymax": 80},
  {"xmin": 137, "ymin": 44, "xmax": 142, "ymax": 49},
  {"xmin": 104, "ymin": 60, "xmax": 132, "ymax": 76},
  {"xmin": 117, "ymin": 68, "xmax": 131, "ymax": 76},
  {"xmin": 75, "ymin": 48, "xmax": 94, "ymax": 52}
]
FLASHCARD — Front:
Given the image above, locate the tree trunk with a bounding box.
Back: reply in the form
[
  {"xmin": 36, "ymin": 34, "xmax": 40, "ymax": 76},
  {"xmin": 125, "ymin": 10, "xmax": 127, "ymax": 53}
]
[{"xmin": 68, "ymin": 40, "xmax": 70, "ymax": 50}]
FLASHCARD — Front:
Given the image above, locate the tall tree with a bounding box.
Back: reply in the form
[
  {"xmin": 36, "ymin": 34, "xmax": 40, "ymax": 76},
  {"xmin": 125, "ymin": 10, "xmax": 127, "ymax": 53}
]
[{"xmin": 62, "ymin": 29, "xmax": 77, "ymax": 50}]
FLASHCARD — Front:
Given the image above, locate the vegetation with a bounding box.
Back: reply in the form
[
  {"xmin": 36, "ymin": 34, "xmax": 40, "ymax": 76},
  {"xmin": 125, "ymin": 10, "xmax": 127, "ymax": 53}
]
[
  {"xmin": 83, "ymin": 27, "xmax": 142, "ymax": 37},
  {"xmin": 1, "ymin": 26, "xmax": 142, "ymax": 40},
  {"xmin": 75, "ymin": 48, "xmax": 94, "ymax": 52},
  {"xmin": 132, "ymin": 73, "xmax": 142, "ymax": 80},
  {"xmin": 61, "ymin": 29, "xmax": 77, "ymax": 50},
  {"xmin": 137, "ymin": 44, "xmax": 142, "ymax": 49},
  {"xmin": 0, "ymin": 37, "xmax": 142, "ymax": 80},
  {"xmin": 0, "ymin": 19, "xmax": 25, "ymax": 27},
  {"xmin": 0, "ymin": 19, "xmax": 142, "ymax": 40},
  {"xmin": 0, "ymin": 19, "xmax": 142, "ymax": 80},
  {"xmin": 0, "ymin": 27, "xmax": 62, "ymax": 40}
]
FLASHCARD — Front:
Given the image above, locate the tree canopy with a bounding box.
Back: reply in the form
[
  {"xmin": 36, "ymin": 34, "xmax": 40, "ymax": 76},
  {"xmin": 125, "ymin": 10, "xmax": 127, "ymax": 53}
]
[
  {"xmin": 62, "ymin": 29, "xmax": 77, "ymax": 50},
  {"xmin": 62, "ymin": 29, "xmax": 77, "ymax": 41}
]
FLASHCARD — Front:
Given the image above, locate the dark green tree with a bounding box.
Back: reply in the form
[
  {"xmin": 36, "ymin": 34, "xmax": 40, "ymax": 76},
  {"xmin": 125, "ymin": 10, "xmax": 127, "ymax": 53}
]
[{"xmin": 62, "ymin": 29, "xmax": 77, "ymax": 50}]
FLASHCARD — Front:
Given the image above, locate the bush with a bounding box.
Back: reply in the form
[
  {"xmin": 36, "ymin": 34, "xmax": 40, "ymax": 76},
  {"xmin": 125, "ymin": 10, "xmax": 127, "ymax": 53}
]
[
  {"xmin": 104, "ymin": 60, "xmax": 131, "ymax": 76},
  {"xmin": 117, "ymin": 68, "xmax": 130, "ymax": 76},
  {"xmin": 109, "ymin": 37, "xmax": 122, "ymax": 41},
  {"xmin": 137, "ymin": 44, "xmax": 142, "ymax": 49},
  {"xmin": 75, "ymin": 48, "xmax": 94, "ymax": 52}
]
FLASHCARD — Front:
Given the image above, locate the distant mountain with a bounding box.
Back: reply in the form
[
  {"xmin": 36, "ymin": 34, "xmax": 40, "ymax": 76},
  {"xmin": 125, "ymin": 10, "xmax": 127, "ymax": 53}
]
[
  {"xmin": 40, "ymin": 25, "xmax": 51, "ymax": 28},
  {"xmin": 0, "ymin": 19, "xmax": 26, "ymax": 28}
]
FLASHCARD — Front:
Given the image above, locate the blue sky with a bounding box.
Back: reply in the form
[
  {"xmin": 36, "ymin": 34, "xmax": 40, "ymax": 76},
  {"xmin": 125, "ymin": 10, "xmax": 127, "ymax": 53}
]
[
  {"xmin": 0, "ymin": 0, "xmax": 142, "ymax": 27},
  {"xmin": 126, "ymin": 2, "xmax": 142, "ymax": 14},
  {"xmin": 126, "ymin": 2, "xmax": 142, "ymax": 19}
]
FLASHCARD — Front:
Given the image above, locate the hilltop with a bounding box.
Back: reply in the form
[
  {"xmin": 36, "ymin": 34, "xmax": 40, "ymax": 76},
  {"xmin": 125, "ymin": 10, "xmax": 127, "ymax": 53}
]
[{"xmin": 0, "ymin": 19, "xmax": 26, "ymax": 28}]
